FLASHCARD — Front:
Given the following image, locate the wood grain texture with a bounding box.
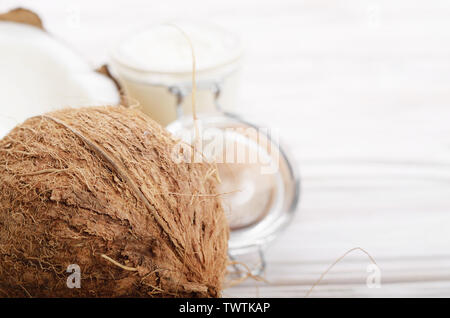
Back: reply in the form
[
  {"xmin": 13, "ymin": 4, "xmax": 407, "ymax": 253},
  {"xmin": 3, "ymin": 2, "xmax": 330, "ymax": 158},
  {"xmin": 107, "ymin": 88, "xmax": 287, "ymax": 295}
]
[{"xmin": 1, "ymin": 0, "xmax": 449, "ymax": 297}]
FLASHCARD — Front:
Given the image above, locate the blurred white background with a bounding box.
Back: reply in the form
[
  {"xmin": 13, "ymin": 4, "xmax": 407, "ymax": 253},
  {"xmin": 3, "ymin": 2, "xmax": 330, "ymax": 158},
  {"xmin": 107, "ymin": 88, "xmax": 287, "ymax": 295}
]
[{"xmin": 2, "ymin": 0, "xmax": 450, "ymax": 297}]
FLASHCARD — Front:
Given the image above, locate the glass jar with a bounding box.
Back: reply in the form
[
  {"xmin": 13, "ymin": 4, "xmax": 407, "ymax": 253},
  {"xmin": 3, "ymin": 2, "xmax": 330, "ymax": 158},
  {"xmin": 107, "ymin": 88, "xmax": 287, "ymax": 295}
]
[
  {"xmin": 167, "ymin": 103, "xmax": 300, "ymax": 276},
  {"xmin": 112, "ymin": 21, "xmax": 242, "ymax": 126},
  {"xmin": 112, "ymin": 22, "xmax": 300, "ymax": 276}
]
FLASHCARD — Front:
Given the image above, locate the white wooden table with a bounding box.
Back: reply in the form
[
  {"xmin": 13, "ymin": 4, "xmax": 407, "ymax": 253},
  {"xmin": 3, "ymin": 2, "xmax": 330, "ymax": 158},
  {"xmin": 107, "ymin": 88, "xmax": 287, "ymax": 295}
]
[{"xmin": 2, "ymin": 0, "xmax": 450, "ymax": 297}]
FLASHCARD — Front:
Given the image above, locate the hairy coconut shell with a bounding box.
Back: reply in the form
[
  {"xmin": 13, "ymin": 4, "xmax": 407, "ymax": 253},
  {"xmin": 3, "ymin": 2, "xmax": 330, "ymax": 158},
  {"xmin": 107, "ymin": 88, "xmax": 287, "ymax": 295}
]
[
  {"xmin": 0, "ymin": 8, "xmax": 44, "ymax": 30},
  {"xmin": 0, "ymin": 106, "xmax": 229, "ymax": 297}
]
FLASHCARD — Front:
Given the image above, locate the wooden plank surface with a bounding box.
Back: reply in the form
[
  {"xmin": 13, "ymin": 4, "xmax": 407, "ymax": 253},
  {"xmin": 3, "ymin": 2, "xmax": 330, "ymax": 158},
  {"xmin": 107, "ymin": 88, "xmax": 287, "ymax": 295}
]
[{"xmin": 1, "ymin": 0, "xmax": 450, "ymax": 297}]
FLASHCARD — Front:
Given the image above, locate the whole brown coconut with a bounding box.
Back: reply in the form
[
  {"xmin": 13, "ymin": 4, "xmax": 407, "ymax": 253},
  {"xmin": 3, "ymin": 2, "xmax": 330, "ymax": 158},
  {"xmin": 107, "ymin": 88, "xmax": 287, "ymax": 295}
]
[{"xmin": 0, "ymin": 106, "xmax": 229, "ymax": 297}]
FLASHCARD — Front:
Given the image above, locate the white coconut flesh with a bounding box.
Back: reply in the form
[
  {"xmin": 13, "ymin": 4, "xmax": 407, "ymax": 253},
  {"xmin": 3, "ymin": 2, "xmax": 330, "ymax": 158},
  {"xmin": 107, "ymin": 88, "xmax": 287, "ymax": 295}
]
[{"xmin": 0, "ymin": 22, "xmax": 121, "ymax": 138}]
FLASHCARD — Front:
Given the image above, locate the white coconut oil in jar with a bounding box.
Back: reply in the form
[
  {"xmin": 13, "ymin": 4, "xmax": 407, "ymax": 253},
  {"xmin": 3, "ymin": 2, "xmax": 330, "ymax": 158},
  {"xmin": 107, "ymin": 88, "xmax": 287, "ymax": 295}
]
[{"xmin": 112, "ymin": 22, "xmax": 242, "ymax": 126}]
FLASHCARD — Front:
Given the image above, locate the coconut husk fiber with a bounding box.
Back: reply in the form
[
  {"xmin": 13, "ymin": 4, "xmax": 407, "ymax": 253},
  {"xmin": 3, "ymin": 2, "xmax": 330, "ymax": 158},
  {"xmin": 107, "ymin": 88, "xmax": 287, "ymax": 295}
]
[
  {"xmin": 0, "ymin": 106, "xmax": 229, "ymax": 298},
  {"xmin": 0, "ymin": 7, "xmax": 44, "ymax": 30}
]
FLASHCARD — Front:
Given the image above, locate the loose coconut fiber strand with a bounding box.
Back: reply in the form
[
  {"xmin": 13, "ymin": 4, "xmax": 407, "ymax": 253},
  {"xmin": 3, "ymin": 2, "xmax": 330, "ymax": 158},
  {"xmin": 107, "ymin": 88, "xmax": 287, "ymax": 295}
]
[{"xmin": 0, "ymin": 106, "xmax": 229, "ymax": 298}]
